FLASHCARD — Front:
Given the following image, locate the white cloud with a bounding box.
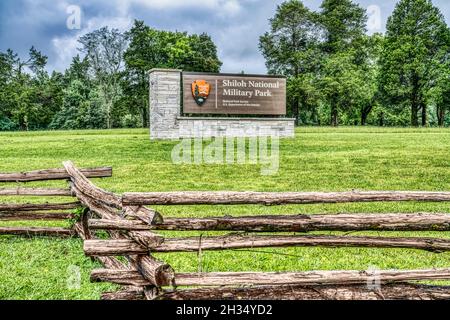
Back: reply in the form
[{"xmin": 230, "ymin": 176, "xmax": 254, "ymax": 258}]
[
  {"xmin": 51, "ymin": 36, "xmax": 79, "ymax": 71},
  {"xmin": 49, "ymin": 0, "xmax": 244, "ymax": 72},
  {"xmin": 117, "ymin": 0, "xmax": 243, "ymax": 16},
  {"xmin": 50, "ymin": 14, "xmax": 133, "ymax": 72},
  {"xmin": 122, "ymin": 0, "xmax": 242, "ymax": 15}
]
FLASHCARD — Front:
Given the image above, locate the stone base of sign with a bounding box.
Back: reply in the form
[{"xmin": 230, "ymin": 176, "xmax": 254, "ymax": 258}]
[
  {"xmin": 178, "ymin": 117, "xmax": 295, "ymax": 138},
  {"xmin": 149, "ymin": 69, "xmax": 296, "ymax": 140}
]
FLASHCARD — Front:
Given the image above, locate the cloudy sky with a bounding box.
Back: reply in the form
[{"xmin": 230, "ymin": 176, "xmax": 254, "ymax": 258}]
[{"xmin": 0, "ymin": 0, "xmax": 449, "ymax": 74}]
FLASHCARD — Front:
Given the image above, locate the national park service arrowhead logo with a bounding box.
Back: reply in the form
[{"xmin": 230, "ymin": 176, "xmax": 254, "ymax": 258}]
[{"xmin": 192, "ymin": 80, "xmax": 211, "ymax": 106}]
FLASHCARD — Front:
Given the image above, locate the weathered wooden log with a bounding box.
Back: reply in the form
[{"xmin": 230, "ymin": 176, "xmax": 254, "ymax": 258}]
[
  {"xmin": 159, "ymin": 234, "xmax": 450, "ymax": 253},
  {"xmin": 91, "ymin": 268, "xmax": 450, "ymax": 287},
  {"xmin": 89, "ymin": 219, "xmax": 150, "ymax": 231},
  {"xmin": 83, "ymin": 234, "xmax": 450, "ymax": 255},
  {"xmin": 80, "ymin": 208, "xmax": 92, "ymax": 240},
  {"xmin": 77, "ymin": 219, "xmax": 158, "ymax": 301},
  {"xmin": 85, "ymin": 239, "xmax": 148, "ymax": 256},
  {"xmin": 73, "ymin": 222, "xmax": 127, "ymax": 270},
  {"xmin": 127, "ymin": 255, "xmax": 175, "ymax": 287},
  {"xmin": 63, "ymin": 161, "xmax": 121, "ymax": 209},
  {"xmin": 157, "ymin": 284, "xmax": 450, "ymax": 300},
  {"xmin": 89, "ymin": 213, "xmax": 450, "ymax": 232},
  {"xmin": 0, "ymin": 202, "xmax": 80, "ymax": 212},
  {"xmin": 0, "ymin": 167, "xmax": 112, "ymax": 182},
  {"xmin": 0, "ymin": 212, "xmax": 74, "ymax": 221},
  {"xmin": 99, "ymin": 283, "xmax": 450, "ymax": 301},
  {"xmin": 72, "ymin": 183, "xmax": 164, "ymax": 247},
  {"xmin": 73, "ymin": 183, "xmax": 163, "ymax": 247},
  {"xmin": 67, "ymin": 174, "xmax": 172, "ymax": 287},
  {"xmin": 157, "ymin": 213, "xmax": 450, "ymax": 232},
  {"xmin": 123, "ymin": 191, "xmax": 450, "ymax": 206},
  {"xmin": 0, "ymin": 188, "xmax": 73, "ymax": 197},
  {"xmin": 92, "ymin": 269, "xmax": 151, "ymax": 286},
  {"xmin": 0, "ymin": 227, "xmax": 75, "ymax": 237},
  {"xmin": 65, "ymin": 166, "xmax": 164, "ymax": 245},
  {"xmin": 175, "ymin": 269, "xmax": 450, "ymax": 287},
  {"xmin": 93, "ymin": 258, "xmax": 175, "ymax": 288},
  {"xmin": 122, "ymin": 206, "xmax": 164, "ymax": 226},
  {"xmin": 70, "ymin": 183, "xmax": 119, "ymax": 219},
  {"xmin": 101, "ymin": 287, "xmax": 145, "ymax": 300},
  {"xmin": 70, "ymin": 184, "xmax": 164, "ymax": 248}
]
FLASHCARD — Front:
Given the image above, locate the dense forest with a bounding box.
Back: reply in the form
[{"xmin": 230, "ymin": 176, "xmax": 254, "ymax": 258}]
[{"xmin": 0, "ymin": 0, "xmax": 449, "ymax": 131}]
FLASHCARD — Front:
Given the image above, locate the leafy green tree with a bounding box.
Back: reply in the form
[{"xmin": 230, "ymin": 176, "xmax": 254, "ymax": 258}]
[
  {"xmin": 0, "ymin": 47, "xmax": 54, "ymax": 130},
  {"xmin": 50, "ymin": 80, "xmax": 86, "ymax": 129},
  {"xmin": 123, "ymin": 20, "xmax": 222, "ymax": 127},
  {"xmin": 50, "ymin": 55, "xmax": 109, "ymax": 130},
  {"xmin": 320, "ymin": 0, "xmax": 367, "ymax": 54},
  {"xmin": 379, "ymin": 0, "xmax": 450, "ymax": 126},
  {"xmin": 0, "ymin": 50, "xmax": 17, "ymax": 130},
  {"xmin": 259, "ymin": 0, "xmax": 323, "ymax": 124},
  {"xmin": 26, "ymin": 71, "xmax": 65, "ymax": 129},
  {"xmin": 318, "ymin": 50, "xmax": 371, "ymax": 125},
  {"xmin": 318, "ymin": 0, "xmax": 368, "ymax": 126},
  {"xmin": 50, "ymin": 80, "xmax": 107, "ymax": 130},
  {"xmin": 64, "ymin": 55, "xmax": 91, "ymax": 85},
  {"xmin": 79, "ymin": 27, "xmax": 128, "ymax": 129},
  {"xmin": 187, "ymin": 33, "xmax": 222, "ymax": 72},
  {"xmin": 430, "ymin": 61, "xmax": 450, "ymax": 126},
  {"xmin": 260, "ymin": 0, "xmax": 372, "ymax": 126},
  {"xmin": 355, "ymin": 34, "xmax": 384, "ymax": 125}
]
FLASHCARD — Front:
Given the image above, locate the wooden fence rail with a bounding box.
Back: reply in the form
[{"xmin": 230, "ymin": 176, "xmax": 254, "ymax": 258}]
[
  {"xmin": 84, "ymin": 235, "xmax": 450, "ymax": 255},
  {"xmin": 91, "ymin": 268, "xmax": 450, "ymax": 287},
  {"xmin": 0, "ymin": 167, "xmax": 110, "ymax": 237},
  {"xmin": 62, "ymin": 161, "xmax": 174, "ymax": 288},
  {"xmin": 0, "ymin": 202, "xmax": 81, "ymax": 212},
  {"xmin": 152, "ymin": 284, "xmax": 450, "ymax": 301},
  {"xmin": 0, "ymin": 188, "xmax": 73, "ymax": 197},
  {"xmin": 0, "ymin": 167, "xmax": 112, "ymax": 182},
  {"xmin": 123, "ymin": 191, "xmax": 450, "ymax": 206},
  {"xmin": 2, "ymin": 162, "xmax": 450, "ymax": 300},
  {"xmin": 89, "ymin": 213, "xmax": 450, "ymax": 232},
  {"xmin": 0, "ymin": 212, "xmax": 74, "ymax": 221},
  {"xmin": 101, "ymin": 283, "xmax": 450, "ymax": 300},
  {"xmin": 0, "ymin": 226, "xmax": 75, "ymax": 237}
]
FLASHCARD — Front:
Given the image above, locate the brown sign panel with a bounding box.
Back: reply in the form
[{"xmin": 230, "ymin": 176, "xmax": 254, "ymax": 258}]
[{"xmin": 183, "ymin": 72, "xmax": 286, "ymax": 115}]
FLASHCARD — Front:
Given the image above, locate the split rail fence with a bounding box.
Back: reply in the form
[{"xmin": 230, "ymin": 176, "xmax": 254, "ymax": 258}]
[{"xmin": 2, "ymin": 161, "xmax": 450, "ymax": 300}]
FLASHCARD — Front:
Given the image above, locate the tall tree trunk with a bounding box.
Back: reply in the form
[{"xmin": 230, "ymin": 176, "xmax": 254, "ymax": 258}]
[
  {"xmin": 142, "ymin": 79, "xmax": 149, "ymax": 128},
  {"xmin": 331, "ymin": 95, "xmax": 338, "ymax": 127},
  {"xmin": 437, "ymin": 106, "xmax": 444, "ymax": 127},
  {"xmin": 311, "ymin": 104, "xmax": 319, "ymax": 125},
  {"xmin": 411, "ymin": 74, "xmax": 419, "ymax": 127},
  {"xmin": 107, "ymin": 102, "xmax": 112, "ymax": 129},
  {"xmin": 142, "ymin": 98, "xmax": 148, "ymax": 128},
  {"xmin": 411, "ymin": 102, "xmax": 419, "ymax": 127},
  {"xmin": 421, "ymin": 101, "xmax": 427, "ymax": 127},
  {"xmin": 378, "ymin": 112, "xmax": 384, "ymax": 127},
  {"xmin": 294, "ymin": 96, "xmax": 300, "ymax": 126},
  {"xmin": 361, "ymin": 112, "xmax": 367, "ymax": 126},
  {"xmin": 331, "ymin": 107, "xmax": 338, "ymax": 127},
  {"xmin": 361, "ymin": 105, "xmax": 372, "ymax": 126}
]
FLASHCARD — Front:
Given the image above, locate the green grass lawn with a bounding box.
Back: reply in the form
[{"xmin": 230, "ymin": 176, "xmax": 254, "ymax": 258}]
[{"xmin": 1, "ymin": 127, "xmax": 450, "ymax": 299}]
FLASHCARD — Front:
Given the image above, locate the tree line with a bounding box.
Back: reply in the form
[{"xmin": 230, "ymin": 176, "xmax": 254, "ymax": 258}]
[
  {"xmin": 261, "ymin": 0, "xmax": 450, "ymax": 126},
  {"xmin": 0, "ymin": 0, "xmax": 449, "ymax": 131},
  {"xmin": 0, "ymin": 22, "xmax": 222, "ymax": 131}
]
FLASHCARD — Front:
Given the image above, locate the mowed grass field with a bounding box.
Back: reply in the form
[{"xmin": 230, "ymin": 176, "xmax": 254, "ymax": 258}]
[{"xmin": 1, "ymin": 127, "xmax": 450, "ymax": 299}]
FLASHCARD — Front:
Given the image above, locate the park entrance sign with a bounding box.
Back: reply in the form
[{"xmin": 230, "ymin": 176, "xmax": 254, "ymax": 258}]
[
  {"xmin": 183, "ymin": 72, "xmax": 287, "ymax": 115},
  {"xmin": 149, "ymin": 69, "xmax": 295, "ymax": 140}
]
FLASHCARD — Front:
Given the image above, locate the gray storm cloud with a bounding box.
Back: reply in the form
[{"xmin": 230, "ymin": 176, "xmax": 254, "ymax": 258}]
[{"xmin": 0, "ymin": 0, "xmax": 449, "ymax": 74}]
